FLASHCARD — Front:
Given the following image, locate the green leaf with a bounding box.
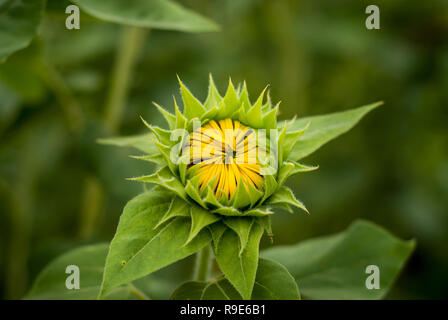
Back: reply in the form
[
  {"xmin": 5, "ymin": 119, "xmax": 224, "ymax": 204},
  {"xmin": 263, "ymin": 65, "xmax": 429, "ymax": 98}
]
[
  {"xmin": 170, "ymin": 281, "xmax": 208, "ymax": 300},
  {"xmin": 0, "ymin": 82, "xmax": 21, "ymax": 132},
  {"xmin": 218, "ymin": 79, "xmax": 239, "ymax": 118},
  {"xmin": 262, "ymin": 220, "xmax": 415, "ymax": 299},
  {"xmin": 153, "ymin": 102, "xmax": 176, "ymax": 130},
  {"xmin": 278, "ymin": 124, "xmax": 308, "ymax": 164},
  {"xmin": 143, "ymin": 122, "xmax": 174, "ymax": 147},
  {"xmin": 288, "ymin": 102, "xmax": 383, "ymax": 161},
  {"xmin": 266, "ymin": 186, "xmax": 308, "ymax": 214},
  {"xmin": 154, "ymin": 196, "xmax": 190, "ymax": 229},
  {"xmin": 174, "ymin": 97, "xmax": 188, "ymax": 129},
  {"xmin": 178, "ymin": 76, "xmax": 207, "ymax": 119},
  {"xmin": 24, "ymin": 244, "xmax": 131, "ymax": 300},
  {"xmin": 212, "ymin": 206, "xmax": 273, "ymax": 217},
  {"xmin": 223, "ymin": 217, "xmax": 254, "ymax": 255},
  {"xmin": 99, "ymin": 188, "xmax": 211, "ymax": 298},
  {"xmin": 243, "ymin": 206, "xmax": 274, "ymax": 217},
  {"xmin": 185, "ymin": 178, "xmax": 207, "ymax": 208},
  {"xmin": 277, "ymin": 161, "xmax": 318, "ymax": 186},
  {"xmin": 238, "ymin": 82, "xmax": 251, "ymax": 112},
  {"xmin": 208, "ymin": 221, "xmax": 227, "ymax": 252},
  {"xmin": 262, "ymin": 104, "xmax": 278, "ymax": 130},
  {"xmin": 201, "ymin": 279, "xmax": 242, "ymax": 300},
  {"xmin": 203, "ymin": 184, "xmax": 223, "ymax": 208},
  {"xmin": 130, "ymin": 166, "xmax": 187, "ymax": 201},
  {"xmin": 204, "ymin": 74, "xmax": 222, "ymax": 110},
  {"xmin": 97, "ymin": 133, "xmax": 157, "ymax": 154},
  {"xmin": 186, "ymin": 206, "xmax": 220, "ymax": 245},
  {"xmin": 260, "ymin": 174, "xmax": 279, "ymax": 204},
  {"xmin": 170, "ymin": 259, "xmax": 300, "ymax": 300},
  {"xmin": 213, "ymin": 222, "xmax": 264, "ymax": 299},
  {"xmin": 130, "ymin": 154, "xmax": 165, "ymax": 167},
  {"xmin": 151, "ymin": 139, "xmax": 178, "ymax": 173},
  {"xmin": 170, "ymin": 279, "xmax": 241, "ymax": 300},
  {"xmin": 257, "ymin": 216, "xmax": 273, "ymax": 240},
  {"xmin": 72, "ymin": 0, "xmax": 219, "ymax": 32},
  {"xmin": 251, "ymin": 259, "xmax": 300, "ymax": 300},
  {"xmin": 0, "ymin": 0, "xmax": 45, "ymax": 63},
  {"xmin": 246, "ymin": 86, "xmax": 267, "ymax": 128},
  {"xmin": 230, "ymin": 177, "xmax": 254, "ymax": 208}
]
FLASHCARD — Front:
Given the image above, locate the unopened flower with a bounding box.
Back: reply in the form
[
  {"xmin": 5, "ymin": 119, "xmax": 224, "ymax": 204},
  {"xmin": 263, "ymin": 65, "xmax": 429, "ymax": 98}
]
[
  {"xmin": 99, "ymin": 75, "xmax": 380, "ymax": 300},
  {"xmin": 128, "ymin": 75, "xmax": 318, "ymax": 299},
  {"xmin": 133, "ymin": 75, "xmax": 315, "ymax": 221}
]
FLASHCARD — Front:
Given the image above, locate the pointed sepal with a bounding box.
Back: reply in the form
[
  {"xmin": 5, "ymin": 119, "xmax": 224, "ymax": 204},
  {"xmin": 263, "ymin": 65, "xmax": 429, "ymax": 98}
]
[
  {"xmin": 129, "ymin": 167, "xmax": 187, "ymax": 201},
  {"xmin": 246, "ymin": 86, "xmax": 268, "ymax": 128},
  {"xmin": 154, "ymin": 197, "xmax": 190, "ymax": 229},
  {"xmin": 266, "ymin": 186, "xmax": 309, "ymax": 214},
  {"xmin": 185, "ymin": 206, "xmax": 220, "ymax": 246},
  {"xmin": 204, "ymin": 74, "xmax": 222, "ymax": 110},
  {"xmin": 213, "ymin": 222, "xmax": 264, "ymax": 300},
  {"xmin": 152, "ymin": 102, "xmax": 176, "ymax": 130},
  {"xmin": 277, "ymin": 161, "xmax": 319, "ymax": 186},
  {"xmin": 218, "ymin": 78, "xmax": 239, "ymax": 118},
  {"xmin": 223, "ymin": 217, "xmax": 255, "ymax": 255},
  {"xmin": 208, "ymin": 221, "xmax": 227, "ymax": 252}
]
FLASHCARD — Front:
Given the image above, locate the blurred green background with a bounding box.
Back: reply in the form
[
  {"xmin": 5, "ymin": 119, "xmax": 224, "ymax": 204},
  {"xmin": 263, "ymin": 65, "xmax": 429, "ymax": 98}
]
[{"xmin": 1, "ymin": 0, "xmax": 447, "ymax": 299}]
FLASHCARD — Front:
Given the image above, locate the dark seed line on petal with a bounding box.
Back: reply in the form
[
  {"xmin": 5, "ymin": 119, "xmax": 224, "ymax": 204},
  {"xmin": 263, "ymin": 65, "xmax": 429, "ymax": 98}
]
[{"xmin": 186, "ymin": 119, "xmax": 266, "ymax": 199}]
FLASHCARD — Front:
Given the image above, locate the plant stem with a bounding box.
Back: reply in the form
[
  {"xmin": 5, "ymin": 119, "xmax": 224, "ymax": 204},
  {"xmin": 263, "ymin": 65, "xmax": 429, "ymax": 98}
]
[
  {"xmin": 0, "ymin": 179, "xmax": 31, "ymax": 299},
  {"xmin": 129, "ymin": 284, "xmax": 150, "ymax": 300},
  {"xmin": 104, "ymin": 26, "xmax": 147, "ymax": 133},
  {"xmin": 78, "ymin": 27, "xmax": 147, "ymax": 238},
  {"xmin": 78, "ymin": 175, "xmax": 104, "ymax": 239},
  {"xmin": 194, "ymin": 245, "xmax": 212, "ymax": 282},
  {"xmin": 38, "ymin": 60, "xmax": 84, "ymax": 133}
]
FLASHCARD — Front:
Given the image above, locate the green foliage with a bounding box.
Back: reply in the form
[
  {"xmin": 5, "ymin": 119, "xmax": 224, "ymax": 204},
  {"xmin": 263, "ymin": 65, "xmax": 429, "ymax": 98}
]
[
  {"xmin": 99, "ymin": 188, "xmax": 212, "ymax": 298},
  {"xmin": 251, "ymin": 258, "xmax": 300, "ymax": 300},
  {"xmin": 131, "ymin": 166, "xmax": 188, "ymax": 201},
  {"xmin": 266, "ymin": 186, "xmax": 308, "ymax": 214},
  {"xmin": 288, "ymin": 102, "xmax": 383, "ymax": 161},
  {"xmin": 0, "ymin": 0, "xmax": 45, "ymax": 63},
  {"xmin": 171, "ymin": 258, "xmax": 300, "ymax": 300},
  {"xmin": 262, "ymin": 220, "xmax": 415, "ymax": 299},
  {"xmin": 71, "ymin": 0, "xmax": 219, "ymax": 32},
  {"xmin": 97, "ymin": 133, "xmax": 157, "ymax": 154},
  {"xmin": 223, "ymin": 217, "xmax": 254, "ymax": 255},
  {"xmin": 95, "ymin": 79, "xmax": 384, "ymax": 300},
  {"xmin": 0, "ymin": 0, "xmax": 218, "ymax": 64},
  {"xmin": 0, "ymin": 82, "xmax": 21, "ymax": 132},
  {"xmin": 2, "ymin": 0, "xmax": 434, "ymax": 301},
  {"xmin": 24, "ymin": 243, "xmax": 182, "ymax": 300},
  {"xmin": 16, "ymin": 74, "xmax": 390, "ymax": 301},
  {"xmin": 103, "ymin": 77, "xmax": 380, "ymax": 220},
  {"xmin": 170, "ymin": 281, "xmax": 209, "ymax": 300},
  {"xmin": 26, "ymin": 220, "xmax": 414, "ymax": 300},
  {"xmin": 24, "ymin": 244, "xmax": 131, "ymax": 300},
  {"xmin": 213, "ymin": 223, "xmax": 264, "ymax": 299}
]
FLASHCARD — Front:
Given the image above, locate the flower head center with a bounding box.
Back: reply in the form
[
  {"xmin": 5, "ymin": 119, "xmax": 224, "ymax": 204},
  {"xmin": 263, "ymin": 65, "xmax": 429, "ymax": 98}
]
[{"xmin": 185, "ymin": 119, "xmax": 265, "ymax": 200}]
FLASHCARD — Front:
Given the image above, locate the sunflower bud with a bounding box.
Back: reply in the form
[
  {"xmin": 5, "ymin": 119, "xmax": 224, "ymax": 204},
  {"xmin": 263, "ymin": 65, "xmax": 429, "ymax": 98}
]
[
  {"xmin": 100, "ymin": 75, "xmax": 380, "ymax": 300},
  {"xmin": 133, "ymin": 75, "xmax": 315, "ymax": 218}
]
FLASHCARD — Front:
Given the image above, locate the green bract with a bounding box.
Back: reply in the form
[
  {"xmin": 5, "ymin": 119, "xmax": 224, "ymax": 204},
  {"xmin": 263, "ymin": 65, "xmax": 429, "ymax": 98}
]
[
  {"xmin": 97, "ymin": 76, "xmax": 383, "ymax": 299},
  {"xmin": 132, "ymin": 76, "xmax": 314, "ymax": 215}
]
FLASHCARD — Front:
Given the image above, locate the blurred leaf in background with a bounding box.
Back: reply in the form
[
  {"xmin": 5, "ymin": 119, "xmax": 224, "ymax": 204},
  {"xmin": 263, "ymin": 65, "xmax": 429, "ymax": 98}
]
[
  {"xmin": 0, "ymin": 0, "xmax": 45, "ymax": 62},
  {"xmin": 72, "ymin": 0, "xmax": 219, "ymax": 32}
]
